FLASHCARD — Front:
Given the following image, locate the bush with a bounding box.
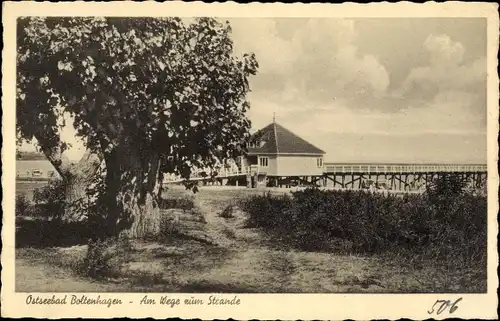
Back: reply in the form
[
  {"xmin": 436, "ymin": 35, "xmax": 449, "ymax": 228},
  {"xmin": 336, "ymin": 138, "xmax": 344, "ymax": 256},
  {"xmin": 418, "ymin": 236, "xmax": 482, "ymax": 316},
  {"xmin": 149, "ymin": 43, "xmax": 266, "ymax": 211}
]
[
  {"xmin": 159, "ymin": 211, "xmax": 181, "ymax": 237},
  {"xmin": 426, "ymin": 173, "xmax": 468, "ymax": 199},
  {"xmin": 16, "ymin": 194, "xmax": 33, "ymax": 217},
  {"xmin": 16, "ymin": 179, "xmax": 97, "ymax": 247},
  {"xmin": 219, "ymin": 201, "xmax": 244, "ymax": 219},
  {"xmin": 241, "ymin": 185, "xmax": 487, "ymax": 267},
  {"xmin": 80, "ymin": 239, "xmax": 114, "ymax": 279},
  {"xmin": 32, "ymin": 179, "xmax": 67, "ymax": 220},
  {"xmin": 240, "ymin": 192, "xmax": 294, "ymax": 229},
  {"xmin": 219, "ymin": 205, "xmax": 235, "ymax": 218}
]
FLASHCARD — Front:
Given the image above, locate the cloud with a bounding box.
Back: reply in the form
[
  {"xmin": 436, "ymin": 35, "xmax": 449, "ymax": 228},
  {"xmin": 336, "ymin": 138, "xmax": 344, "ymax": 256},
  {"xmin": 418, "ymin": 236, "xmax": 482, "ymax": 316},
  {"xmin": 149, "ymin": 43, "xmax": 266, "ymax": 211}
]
[
  {"xmin": 230, "ymin": 18, "xmax": 390, "ymax": 107},
  {"xmin": 235, "ymin": 24, "xmax": 486, "ymax": 150},
  {"xmin": 253, "ymin": 93, "xmax": 484, "ymax": 139},
  {"xmin": 229, "ymin": 19, "xmax": 298, "ymax": 75},
  {"xmin": 424, "ymin": 34, "xmax": 465, "ymax": 66},
  {"xmin": 243, "ymin": 32, "xmax": 486, "ymax": 163},
  {"xmin": 399, "ymin": 34, "xmax": 486, "ymax": 111},
  {"xmin": 290, "ymin": 19, "xmax": 390, "ymax": 103},
  {"xmin": 334, "ymin": 45, "xmax": 390, "ymax": 97}
]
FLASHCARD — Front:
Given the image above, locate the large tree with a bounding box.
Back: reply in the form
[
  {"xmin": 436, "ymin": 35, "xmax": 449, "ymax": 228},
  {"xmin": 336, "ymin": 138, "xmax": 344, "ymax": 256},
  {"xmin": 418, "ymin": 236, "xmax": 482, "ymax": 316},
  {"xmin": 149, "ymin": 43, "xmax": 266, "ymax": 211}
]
[{"xmin": 16, "ymin": 17, "xmax": 258, "ymax": 239}]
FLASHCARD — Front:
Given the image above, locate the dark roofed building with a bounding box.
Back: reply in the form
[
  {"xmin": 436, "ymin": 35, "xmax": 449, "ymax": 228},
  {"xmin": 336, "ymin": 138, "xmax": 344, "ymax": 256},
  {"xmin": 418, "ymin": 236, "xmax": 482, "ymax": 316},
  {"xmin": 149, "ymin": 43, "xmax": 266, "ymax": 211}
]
[
  {"xmin": 247, "ymin": 122, "xmax": 325, "ymax": 156},
  {"xmin": 241, "ymin": 121, "xmax": 326, "ymax": 186}
]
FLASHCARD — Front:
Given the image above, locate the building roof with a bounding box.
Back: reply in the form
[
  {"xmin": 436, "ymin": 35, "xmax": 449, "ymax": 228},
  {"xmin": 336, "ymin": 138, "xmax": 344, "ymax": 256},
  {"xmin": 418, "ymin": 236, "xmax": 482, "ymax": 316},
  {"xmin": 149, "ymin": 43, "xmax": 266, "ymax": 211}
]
[{"xmin": 248, "ymin": 122, "xmax": 325, "ymax": 156}]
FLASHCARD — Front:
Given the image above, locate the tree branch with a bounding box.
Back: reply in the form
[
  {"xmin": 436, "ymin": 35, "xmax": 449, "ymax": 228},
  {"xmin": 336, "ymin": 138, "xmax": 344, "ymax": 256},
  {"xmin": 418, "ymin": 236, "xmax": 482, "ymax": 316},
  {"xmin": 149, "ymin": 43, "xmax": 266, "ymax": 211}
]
[{"xmin": 33, "ymin": 132, "xmax": 72, "ymax": 179}]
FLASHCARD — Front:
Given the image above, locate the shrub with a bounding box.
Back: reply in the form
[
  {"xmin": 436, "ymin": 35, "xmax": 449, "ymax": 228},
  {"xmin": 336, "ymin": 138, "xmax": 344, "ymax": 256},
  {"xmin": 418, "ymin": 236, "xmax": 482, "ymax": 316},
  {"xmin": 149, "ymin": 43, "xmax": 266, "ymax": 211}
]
[
  {"xmin": 426, "ymin": 173, "xmax": 468, "ymax": 199},
  {"xmin": 16, "ymin": 179, "xmax": 101, "ymax": 247},
  {"xmin": 241, "ymin": 185, "xmax": 486, "ymax": 267},
  {"xmin": 219, "ymin": 205, "xmax": 235, "ymax": 218},
  {"xmin": 116, "ymin": 235, "xmax": 134, "ymax": 253},
  {"xmin": 15, "ymin": 194, "xmax": 33, "ymax": 217},
  {"xmin": 219, "ymin": 201, "xmax": 245, "ymax": 219},
  {"xmin": 240, "ymin": 192, "xmax": 294, "ymax": 229},
  {"xmin": 159, "ymin": 211, "xmax": 181, "ymax": 237},
  {"xmin": 80, "ymin": 239, "xmax": 114, "ymax": 279},
  {"xmin": 32, "ymin": 179, "xmax": 67, "ymax": 220}
]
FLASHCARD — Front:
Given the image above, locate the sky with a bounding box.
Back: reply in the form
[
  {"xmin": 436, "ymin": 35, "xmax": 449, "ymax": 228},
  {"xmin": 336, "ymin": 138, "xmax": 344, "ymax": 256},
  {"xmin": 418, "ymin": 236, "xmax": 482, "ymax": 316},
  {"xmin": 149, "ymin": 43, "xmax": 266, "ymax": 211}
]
[
  {"xmin": 230, "ymin": 18, "xmax": 488, "ymax": 164},
  {"xmin": 20, "ymin": 18, "xmax": 488, "ymax": 164}
]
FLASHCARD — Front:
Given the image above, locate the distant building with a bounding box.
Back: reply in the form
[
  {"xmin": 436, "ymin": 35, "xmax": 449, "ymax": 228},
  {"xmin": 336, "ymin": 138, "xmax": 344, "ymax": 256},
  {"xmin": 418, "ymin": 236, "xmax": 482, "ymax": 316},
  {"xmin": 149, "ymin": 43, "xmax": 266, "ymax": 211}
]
[
  {"xmin": 240, "ymin": 120, "xmax": 325, "ymax": 187},
  {"xmin": 16, "ymin": 152, "xmax": 59, "ymax": 180}
]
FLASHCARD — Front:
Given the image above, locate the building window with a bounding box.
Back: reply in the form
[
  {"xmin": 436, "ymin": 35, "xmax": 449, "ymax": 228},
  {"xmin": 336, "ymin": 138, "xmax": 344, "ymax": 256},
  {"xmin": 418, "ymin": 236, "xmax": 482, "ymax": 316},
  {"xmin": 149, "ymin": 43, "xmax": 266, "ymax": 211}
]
[
  {"xmin": 247, "ymin": 142, "xmax": 257, "ymax": 149},
  {"xmin": 259, "ymin": 156, "xmax": 269, "ymax": 167},
  {"xmin": 317, "ymin": 157, "xmax": 323, "ymax": 168}
]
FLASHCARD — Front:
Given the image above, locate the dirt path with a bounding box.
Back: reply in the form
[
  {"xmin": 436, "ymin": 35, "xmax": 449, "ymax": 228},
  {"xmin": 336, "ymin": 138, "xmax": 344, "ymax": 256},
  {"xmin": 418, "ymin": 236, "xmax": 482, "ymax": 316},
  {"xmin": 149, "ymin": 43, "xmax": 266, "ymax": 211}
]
[
  {"xmin": 190, "ymin": 192, "xmax": 390, "ymax": 293},
  {"xmin": 193, "ymin": 197, "xmax": 237, "ymax": 248}
]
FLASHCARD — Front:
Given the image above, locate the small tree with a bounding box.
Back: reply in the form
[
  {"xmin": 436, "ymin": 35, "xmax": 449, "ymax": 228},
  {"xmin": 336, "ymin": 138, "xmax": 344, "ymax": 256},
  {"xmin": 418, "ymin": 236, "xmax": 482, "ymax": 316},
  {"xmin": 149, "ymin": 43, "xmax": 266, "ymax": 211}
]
[
  {"xmin": 17, "ymin": 17, "xmax": 258, "ymax": 239},
  {"xmin": 32, "ymin": 179, "xmax": 67, "ymax": 221},
  {"xmin": 426, "ymin": 173, "xmax": 468, "ymax": 198},
  {"xmin": 15, "ymin": 194, "xmax": 32, "ymax": 217},
  {"xmin": 426, "ymin": 173, "xmax": 468, "ymax": 217}
]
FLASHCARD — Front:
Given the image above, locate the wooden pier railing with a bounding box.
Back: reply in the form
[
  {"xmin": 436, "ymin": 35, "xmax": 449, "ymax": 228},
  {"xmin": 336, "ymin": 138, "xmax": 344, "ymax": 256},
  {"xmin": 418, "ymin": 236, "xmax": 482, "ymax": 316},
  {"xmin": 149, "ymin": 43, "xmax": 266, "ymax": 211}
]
[{"xmin": 323, "ymin": 164, "xmax": 487, "ymax": 174}]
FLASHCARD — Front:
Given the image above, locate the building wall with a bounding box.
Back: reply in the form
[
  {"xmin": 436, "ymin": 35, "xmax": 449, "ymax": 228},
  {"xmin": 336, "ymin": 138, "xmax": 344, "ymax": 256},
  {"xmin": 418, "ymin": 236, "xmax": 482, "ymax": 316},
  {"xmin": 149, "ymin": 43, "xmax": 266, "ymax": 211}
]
[
  {"xmin": 242, "ymin": 155, "xmax": 278, "ymax": 176},
  {"xmin": 257, "ymin": 155, "xmax": 278, "ymax": 176},
  {"xmin": 276, "ymin": 155, "xmax": 324, "ymax": 176}
]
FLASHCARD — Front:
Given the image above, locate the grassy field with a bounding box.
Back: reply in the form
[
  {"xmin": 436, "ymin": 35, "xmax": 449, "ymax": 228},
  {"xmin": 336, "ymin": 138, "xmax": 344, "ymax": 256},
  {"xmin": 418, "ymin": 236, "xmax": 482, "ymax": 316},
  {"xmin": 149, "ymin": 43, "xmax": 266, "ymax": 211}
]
[
  {"xmin": 15, "ymin": 185, "xmax": 486, "ymax": 293},
  {"xmin": 16, "ymin": 180, "xmax": 50, "ymax": 201}
]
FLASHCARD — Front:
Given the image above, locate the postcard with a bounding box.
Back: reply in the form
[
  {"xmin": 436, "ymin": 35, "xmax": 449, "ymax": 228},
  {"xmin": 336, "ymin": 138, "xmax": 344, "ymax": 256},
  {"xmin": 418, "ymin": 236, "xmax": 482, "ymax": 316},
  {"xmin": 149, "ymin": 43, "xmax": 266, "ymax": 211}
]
[{"xmin": 2, "ymin": 1, "xmax": 498, "ymax": 319}]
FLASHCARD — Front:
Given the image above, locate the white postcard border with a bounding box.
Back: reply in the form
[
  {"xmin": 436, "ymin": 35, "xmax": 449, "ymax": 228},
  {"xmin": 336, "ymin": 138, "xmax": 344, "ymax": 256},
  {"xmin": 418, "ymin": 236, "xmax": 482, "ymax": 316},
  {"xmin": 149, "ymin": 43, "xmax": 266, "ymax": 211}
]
[{"xmin": 2, "ymin": 1, "xmax": 499, "ymax": 319}]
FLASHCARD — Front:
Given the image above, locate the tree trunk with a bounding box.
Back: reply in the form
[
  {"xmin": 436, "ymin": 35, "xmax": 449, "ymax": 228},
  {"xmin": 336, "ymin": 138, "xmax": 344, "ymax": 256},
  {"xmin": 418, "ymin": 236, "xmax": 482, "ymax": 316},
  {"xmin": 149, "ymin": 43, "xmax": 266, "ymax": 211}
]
[
  {"xmin": 120, "ymin": 187, "xmax": 162, "ymax": 239},
  {"xmin": 109, "ymin": 147, "xmax": 163, "ymax": 239},
  {"xmin": 37, "ymin": 139, "xmax": 164, "ymax": 239},
  {"xmin": 63, "ymin": 150, "xmax": 103, "ymax": 222},
  {"xmin": 34, "ymin": 136, "xmax": 102, "ymax": 223},
  {"xmin": 63, "ymin": 175, "xmax": 93, "ymax": 221}
]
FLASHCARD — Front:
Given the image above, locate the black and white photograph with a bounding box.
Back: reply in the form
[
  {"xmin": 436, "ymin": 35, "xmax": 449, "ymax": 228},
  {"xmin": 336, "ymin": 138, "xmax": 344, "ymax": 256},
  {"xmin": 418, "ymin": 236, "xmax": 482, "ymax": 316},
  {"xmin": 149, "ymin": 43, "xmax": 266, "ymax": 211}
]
[{"xmin": 2, "ymin": 1, "xmax": 498, "ymax": 320}]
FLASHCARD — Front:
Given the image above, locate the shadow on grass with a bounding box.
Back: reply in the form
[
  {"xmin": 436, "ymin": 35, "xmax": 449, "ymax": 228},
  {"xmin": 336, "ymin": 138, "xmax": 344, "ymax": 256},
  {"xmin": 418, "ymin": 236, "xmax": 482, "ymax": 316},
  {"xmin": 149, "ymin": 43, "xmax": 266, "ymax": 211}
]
[
  {"xmin": 158, "ymin": 244, "xmax": 235, "ymax": 275},
  {"xmin": 16, "ymin": 217, "xmax": 95, "ymax": 248},
  {"xmin": 177, "ymin": 280, "xmax": 308, "ymax": 293},
  {"xmin": 177, "ymin": 281, "xmax": 260, "ymax": 293},
  {"xmin": 126, "ymin": 276, "xmax": 261, "ymax": 293}
]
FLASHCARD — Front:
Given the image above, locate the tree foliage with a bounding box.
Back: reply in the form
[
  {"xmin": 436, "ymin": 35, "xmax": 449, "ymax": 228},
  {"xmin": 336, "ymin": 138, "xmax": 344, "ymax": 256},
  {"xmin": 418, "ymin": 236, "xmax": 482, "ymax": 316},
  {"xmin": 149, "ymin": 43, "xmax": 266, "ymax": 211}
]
[{"xmin": 17, "ymin": 17, "xmax": 258, "ymax": 237}]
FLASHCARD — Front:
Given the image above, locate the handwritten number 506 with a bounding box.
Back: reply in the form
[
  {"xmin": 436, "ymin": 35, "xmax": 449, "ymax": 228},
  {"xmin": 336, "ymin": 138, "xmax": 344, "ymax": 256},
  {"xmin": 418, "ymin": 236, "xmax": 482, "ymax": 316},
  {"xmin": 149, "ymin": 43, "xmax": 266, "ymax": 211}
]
[{"xmin": 428, "ymin": 297, "xmax": 462, "ymax": 315}]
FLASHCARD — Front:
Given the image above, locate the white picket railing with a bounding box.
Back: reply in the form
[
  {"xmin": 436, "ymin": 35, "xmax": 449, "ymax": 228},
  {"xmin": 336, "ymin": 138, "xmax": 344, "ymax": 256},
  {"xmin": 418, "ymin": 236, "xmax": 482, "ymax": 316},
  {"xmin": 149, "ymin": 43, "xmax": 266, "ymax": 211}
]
[
  {"xmin": 324, "ymin": 164, "xmax": 487, "ymax": 174},
  {"xmin": 163, "ymin": 165, "xmax": 258, "ymax": 183}
]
